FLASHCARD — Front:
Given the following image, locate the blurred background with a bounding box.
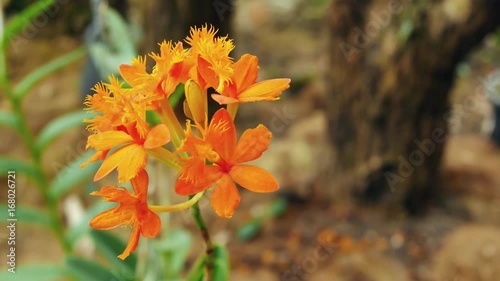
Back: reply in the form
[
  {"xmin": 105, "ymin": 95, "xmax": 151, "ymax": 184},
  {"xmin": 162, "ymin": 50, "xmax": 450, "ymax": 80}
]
[{"xmin": 1, "ymin": 0, "xmax": 500, "ymax": 280}]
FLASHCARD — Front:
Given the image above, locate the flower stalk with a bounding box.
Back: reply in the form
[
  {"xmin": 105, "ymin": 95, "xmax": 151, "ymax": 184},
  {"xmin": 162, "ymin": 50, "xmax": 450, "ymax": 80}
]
[{"xmin": 82, "ymin": 25, "xmax": 291, "ymax": 279}]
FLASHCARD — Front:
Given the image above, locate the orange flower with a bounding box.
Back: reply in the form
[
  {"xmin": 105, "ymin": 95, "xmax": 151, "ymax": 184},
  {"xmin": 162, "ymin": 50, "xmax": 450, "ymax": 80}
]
[
  {"xmin": 185, "ymin": 25, "xmax": 234, "ymax": 92},
  {"xmin": 211, "ymin": 54, "xmax": 291, "ymax": 104},
  {"xmin": 84, "ymin": 76, "xmax": 157, "ymax": 137},
  {"xmin": 175, "ymin": 109, "xmax": 278, "ymax": 217},
  {"xmin": 120, "ymin": 41, "xmax": 190, "ymax": 100},
  {"xmin": 90, "ymin": 169, "xmax": 160, "ymax": 260},
  {"xmin": 82, "ymin": 123, "xmax": 170, "ymax": 182}
]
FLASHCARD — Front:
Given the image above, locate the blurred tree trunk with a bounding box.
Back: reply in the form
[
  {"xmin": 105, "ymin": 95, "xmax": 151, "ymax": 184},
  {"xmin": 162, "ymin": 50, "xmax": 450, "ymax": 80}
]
[
  {"xmin": 139, "ymin": 0, "xmax": 233, "ymax": 53},
  {"xmin": 327, "ymin": 0, "xmax": 500, "ymax": 214}
]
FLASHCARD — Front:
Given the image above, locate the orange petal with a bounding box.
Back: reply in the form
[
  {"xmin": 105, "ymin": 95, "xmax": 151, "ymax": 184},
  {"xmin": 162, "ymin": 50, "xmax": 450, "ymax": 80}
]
[
  {"xmin": 118, "ymin": 222, "xmax": 141, "ymax": 260},
  {"xmin": 139, "ymin": 210, "xmax": 161, "ymax": 238},
  {"xmin": 197, "ymin": 56, "xmax": 220, "ymax": 90},
  {"xmin": 232, "ymin": 124, "xmax": 272, "ymax": 163},
  {"xmin": 238, "ymin": 78, "xmax": 290, "ymax": 102},
  {"xmin": 210, "ymin": 174, "xmax": 241, "ymax": 218},
  {"xmin": 185, "ymin": 80, "xmax": 207, "ymax": 129},
  {"xmin": 230, "ymin": 165, "xmax": 279, "ymax": 193},
  {"xmin": 130, "ymin": 169, "xmax": 149, "ymax": 195},
  {"xmin": 90, "ymin": 186, "xmax": 136, "ymax": 204},
  {"xmin": 206, "ymin": 109, "xmax": 236, "ymax": 161},
  {"xmin": 89, "ymin": 207, "xmax": 134, "ymax": 230},
  {"xmin": 87, "ymin": 131, "xmax": 133, "ymax": 151},
  {"xmin": 175, "ymin": 163, "xmax": 222, "ymax": 195},
  {"xmin": 94, "ymin": 144, "xmax": 146, "ymax": 182},
  {"xmin": 233, "ymin": 54, "xmax": 258, "ymax": 92},
  {"xmin": 119, "ymin": 56, "xmax": 147, "ymax": 87},
  {"xmin": 211, "ymin": 93, "xmax": 239, "ymax": 105},
  {"xmin": 116, "ymin": 144, "xmax": 147, "ymax": 182},
  {"xmin": 144, "ymin": 124, "xmax": 170, "ymax": 149}
]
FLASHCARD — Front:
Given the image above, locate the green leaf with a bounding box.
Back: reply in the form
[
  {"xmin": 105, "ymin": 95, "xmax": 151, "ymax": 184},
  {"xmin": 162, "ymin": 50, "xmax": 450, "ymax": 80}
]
[
  {"xmin": 0, "ymin": 204, "xmax": 51, "ymax": 227},
  {"xmin": 168, "ymin": 84, "xmax": 185, "ymax": 108},
  {"xmin": 237, "ymin": 198, "xmax": 287, "ymax": 241},
  {"xmin": 0, "ymin": 157, "xmax": 38, "ymax": 181},
  {"xmin": 66, "ymin": 201, "xmax": 114, "ymax": 245},
  {"xmin": 88, "ymin": 8, "xmax": 136, "ymax": 79},
  {"xmin": 36, "ymin": 111, "xmax": 93, "ymax": 151},
  {"xmin": 49, "ymin": 150, "xmax": 100, "ymax": 199},
  {"xmin": 0, "ymin": 111, "xmax": 18, "ymax": 130},
  {"xmin": 268, "ymin": 197, "xmax": 288, "ymax": 216},
  {"xmin": 158, "ymin": 229, "xmax": 192, "ymax": 279},
  {"xmin": 66, "ymin": 256, "xmax": 122, "ymax": 281},
  {"xmin": 2, "ymin": 0, "xmax": 55, "ymax": 47},
  {"xmin": 90, "ymin": 229, "xmax": 137, "ymax": 275},
  {"xmin": 13, "ymin": 47, "xmax": 86, "ymax": 101},
  {"xmin": 186, "ymin": 255, "xmax": 207, "ymax": 281},
  {"xmin": 146, "ymin": 110, "xmax": 162, "ymax": 127},
  {"xmin": 237, "ymin": 219, "xmax": 263, "ymax": 241},
  {"xmin": 0, "ymin": 264, "xmax": 68, "ymax": 281},
  {"xmin": 213, "ymin": 245, "xmax": 230, "ymax": 281},
  {"xmin": 398, "ymin": 18, "xmax": 414, "ymax": 43}
]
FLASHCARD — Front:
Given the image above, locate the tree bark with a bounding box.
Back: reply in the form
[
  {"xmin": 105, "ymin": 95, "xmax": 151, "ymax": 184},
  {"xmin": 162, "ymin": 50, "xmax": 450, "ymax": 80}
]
[
  {"xmin": 139, "ymin": 0, "xmax": 234, "ymax": 53},
  {"xmin": 327, "ymin": 0, "xmax": 500, "ymax": 214}
]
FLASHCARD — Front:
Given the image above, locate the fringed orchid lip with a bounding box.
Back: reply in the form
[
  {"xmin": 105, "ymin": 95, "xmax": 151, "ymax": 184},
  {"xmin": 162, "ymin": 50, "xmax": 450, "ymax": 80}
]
[{"xmin": 82, "ymin": 23, "xmax": 290, "ymax": 260}]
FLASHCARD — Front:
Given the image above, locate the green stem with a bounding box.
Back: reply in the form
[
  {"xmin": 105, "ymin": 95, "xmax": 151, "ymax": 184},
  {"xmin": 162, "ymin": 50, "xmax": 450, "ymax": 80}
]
[
  {"xmin": 1, "ymin": 45, "xmax": 71, "ymax": 254},
  {"xmin": 159, "ymin": 100, "xmax": 185, "ymax": 148},
  {"xmin": 150, "ymin": 191, "xmax": 204, "ymax": 213},
  {"xmin": 190, "ymin": 197, "xmax": 213, "ymax": 280},
  {"xmin": 226, "ymin": 103, "xmax": 239, "ymax": 120},
  {"xmin": 13, "ymin": 98, "xmax": 71, "ymax": 253},
  {"xmin": 146, "ymin": 146, "xmax": 182, "ymax": 170}
]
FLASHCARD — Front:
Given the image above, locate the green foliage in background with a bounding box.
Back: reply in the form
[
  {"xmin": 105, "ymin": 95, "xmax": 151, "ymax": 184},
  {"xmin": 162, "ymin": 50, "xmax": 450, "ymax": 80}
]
[{"xmin": 0, "ymin": 1, "xmax": 226, "ymax": 280}]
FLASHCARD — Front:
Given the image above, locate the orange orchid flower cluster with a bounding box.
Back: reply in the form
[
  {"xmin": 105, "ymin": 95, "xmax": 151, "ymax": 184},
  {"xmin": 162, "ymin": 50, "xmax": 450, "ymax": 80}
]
[{"xmin": 81, "ymin": 25, "xmax": 290, "ymax": 259}]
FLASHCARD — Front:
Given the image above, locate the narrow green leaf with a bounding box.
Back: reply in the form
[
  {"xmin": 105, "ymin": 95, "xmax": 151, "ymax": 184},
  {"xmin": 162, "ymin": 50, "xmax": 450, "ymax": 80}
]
[
  {"xmin": 49, "ymin": 150, "xmax": 100, "ymax": 199},
  {"xmin": 186, "ymin": 255, "xmax": 207, "ymax": 281},
  {"xmin": 0, "ymin": 204, "xmax": 51, "ymax": 227},
  {"xmin": 212, "ymin": 245, "xmax": 230, "ymax": 281},
  {"xmin": 0, "ymin": 264, "xmax": 68, "ymax": 281},
  {"xmin": 0, "ymin": 157, "xmax": 38, "ymax": 181},
  {"xmin": 88, "ymin": 8, "xmax": 136, "ymax": 79},
  {"xmin": 0, "ymin": 111, "xmax": 18, "ymax": 130},
  {"xmin": 90, "ymin": 229, "xmax": 137, "ymax": 275},
  {"xmin": 36, "ymin": 111, "xmax": 93, "ymax": 151},
  {"xmin": 66, "ymin": 256, "xmax": 122, "ymax": 281},
  {"xmin": 13, "ymin": 47, "xmax": 86, "ymax": 101},
  {"xmin": 2, "ymin": 0, "xmax": 55, "ymax": 47}
]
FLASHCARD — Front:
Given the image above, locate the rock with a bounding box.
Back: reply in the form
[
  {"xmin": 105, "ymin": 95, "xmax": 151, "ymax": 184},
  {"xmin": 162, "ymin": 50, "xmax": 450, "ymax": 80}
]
[
  {"xmin": 433, "ymin": 224, "xmax": 500, "ymax": 281},
  {"xmin": 308, "ymin": 252, "xmax": 411, "ymax": 281},
  {"xmin": 252, "ymin": 110, "xmax": 330, "ymax": 198}
]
